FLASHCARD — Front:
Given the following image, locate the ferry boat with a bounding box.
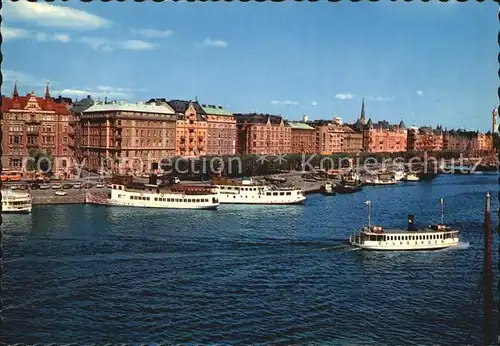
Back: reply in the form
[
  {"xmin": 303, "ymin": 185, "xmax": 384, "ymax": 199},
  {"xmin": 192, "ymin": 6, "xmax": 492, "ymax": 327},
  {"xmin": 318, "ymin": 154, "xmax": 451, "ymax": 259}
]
[
  {"xmin": 85, "ymin": 175, "xmax": 219, "ymax": 210},
  {"xmin": 349, "ymin": 200, "xmax": 460, "ymax": 251},
  {"xmin": 2, "ymin": 189, "xmax": 32, "ymax": 213},
  {"xmin": 212, "ymin": 177, "xmax": 306, "ymax": 205}
]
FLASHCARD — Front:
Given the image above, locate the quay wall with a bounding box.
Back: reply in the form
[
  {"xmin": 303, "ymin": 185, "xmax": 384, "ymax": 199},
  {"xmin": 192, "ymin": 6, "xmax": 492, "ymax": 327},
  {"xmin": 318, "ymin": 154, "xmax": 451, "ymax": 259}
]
[{"xmin": 32, "ymin": 193, "xmax": 86, "ymax": 205}]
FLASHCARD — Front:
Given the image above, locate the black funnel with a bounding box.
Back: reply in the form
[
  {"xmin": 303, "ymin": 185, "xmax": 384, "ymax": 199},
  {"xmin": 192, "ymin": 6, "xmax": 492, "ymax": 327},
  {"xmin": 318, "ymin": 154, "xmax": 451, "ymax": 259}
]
[
  {"xmin": 149, "ymin": 174, "xmax": 158, "ymax": 185},
  {"xmin": 408, "ymin": 214, "xmax": 415, "ymax": 231}
]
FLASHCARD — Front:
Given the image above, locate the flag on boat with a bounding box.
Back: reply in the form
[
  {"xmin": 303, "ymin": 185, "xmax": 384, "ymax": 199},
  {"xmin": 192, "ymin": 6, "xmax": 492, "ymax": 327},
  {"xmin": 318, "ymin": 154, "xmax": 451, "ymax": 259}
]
[
  {"xmin": 440, "ymin": 198, "xmax": 444, "ymax": 205},
  {"xmin": 365, "ymin": 200, "xmax": 371, "ymax": 205}
]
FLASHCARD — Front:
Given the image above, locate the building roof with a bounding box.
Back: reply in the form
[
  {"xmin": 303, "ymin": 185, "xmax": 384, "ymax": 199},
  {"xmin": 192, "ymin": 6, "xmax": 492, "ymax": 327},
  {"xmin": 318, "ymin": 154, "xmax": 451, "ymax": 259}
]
[
  {"xmin": 165, "ymin": 100, "xmax": 206, "ymax": 115},
  {"xmin": 71, "ymin": 95, "xmax": 95, "ymax": 113},
  {"xmin": 83, "ymin": 101, "xmax": 176, "ymax": 114},
  {"xmin": 2, "ymin": 93, "xmax": 71, "ymax": 114},
  {"xmin": 201, "ymin": 104, "xmax": 232, "ymax": 116},
  {"xmin": 234, "ymin": 113, "xmax": 284, "ymax": 125},
  {"xmin": 288, "ymin": 122, "xmax": 315, "ymax": 130}
]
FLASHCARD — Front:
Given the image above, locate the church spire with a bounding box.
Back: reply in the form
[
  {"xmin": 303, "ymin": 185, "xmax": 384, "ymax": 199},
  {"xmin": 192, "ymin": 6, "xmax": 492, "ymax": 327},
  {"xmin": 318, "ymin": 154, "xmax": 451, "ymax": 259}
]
[
  {"xmin": 45, "ymin": 82, "xmax": 51, "ymax": 99},
  {"xmin": 13, "ymin": 81, "xmax": 19, "ymax": 98},
  {"xmin": 360, "ymin": 97, "xmax": 366, "ymax": 125}
]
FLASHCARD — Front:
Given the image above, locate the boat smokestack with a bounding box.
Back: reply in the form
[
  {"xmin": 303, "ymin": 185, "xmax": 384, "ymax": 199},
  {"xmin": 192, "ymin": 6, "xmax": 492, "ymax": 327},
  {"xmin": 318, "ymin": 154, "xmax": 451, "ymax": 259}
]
[
  {"xmin": 149, "ymin": 173, "xmax": 158, "ymax": 185},
  {"xmin": 408, "ymin": 214, "xmax": 415, "ymax": 231}
]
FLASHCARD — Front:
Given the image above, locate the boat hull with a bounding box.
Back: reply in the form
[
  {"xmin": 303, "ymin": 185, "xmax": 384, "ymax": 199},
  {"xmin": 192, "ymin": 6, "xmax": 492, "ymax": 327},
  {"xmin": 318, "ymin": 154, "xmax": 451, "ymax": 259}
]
[
  {"xmin": 2, "ymin": 208, "xmax": 32, "ymax": 214},
  {"xmin": 350, "ymin": 241, "xmax": 459, "ymax": 251}
]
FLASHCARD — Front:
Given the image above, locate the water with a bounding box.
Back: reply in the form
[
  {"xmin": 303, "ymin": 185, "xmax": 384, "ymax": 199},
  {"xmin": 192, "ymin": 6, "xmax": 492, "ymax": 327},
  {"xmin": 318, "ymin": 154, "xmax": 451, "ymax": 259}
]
[{"xmin": 1, "ymin": 174, "xmax": 498, "ymax": 344}]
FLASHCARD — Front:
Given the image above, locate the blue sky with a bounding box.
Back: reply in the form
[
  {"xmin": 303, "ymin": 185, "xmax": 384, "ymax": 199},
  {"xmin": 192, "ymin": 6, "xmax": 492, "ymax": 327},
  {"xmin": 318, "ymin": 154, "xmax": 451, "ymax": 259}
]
[{"xmin": 2, "ymin": 1, "xmax": 498, "ymax": 131}]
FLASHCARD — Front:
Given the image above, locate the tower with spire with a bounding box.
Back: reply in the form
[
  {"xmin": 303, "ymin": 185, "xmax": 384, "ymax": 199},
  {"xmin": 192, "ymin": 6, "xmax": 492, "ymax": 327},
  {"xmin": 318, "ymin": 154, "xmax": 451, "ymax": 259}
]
[
  {"xmin": 12, "ymin": 81, "xmax": 19, "ymax": 99},
  {"xmin": 360, "ymin": 97, "xmax": 366, "ymax": 125},
  {"xmin": 45, "ymin": 82, "xmax": 51, "ymax": 100}
]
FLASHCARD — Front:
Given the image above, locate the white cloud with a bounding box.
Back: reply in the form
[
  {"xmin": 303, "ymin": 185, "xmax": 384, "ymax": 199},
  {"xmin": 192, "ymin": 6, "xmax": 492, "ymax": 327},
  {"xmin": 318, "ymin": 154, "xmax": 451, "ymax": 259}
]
[
  {"xmin": 1, "ymin": 25, "xmax": 71, "ymax": 43},
  {"xmin": 199, "ymin": 38, "xmax": 228, "ymax": 48},
  {"xmin": 121, "ymin": 40, "xmax": 155, "ymax": 51},
  {"xmin": 271, "ymin": 100, "xmax": 299, "ymax": 106},
  {"xmin": 79, "ymin": 37, "xmax": 155, "ymax": 51},
  {"xmin": 52, "ymin": 86, "xmax": 138, "ymax": 100},
  {"xmin": 312, "ymin": 101, "xmax": 318, "ymax": 106},
  {"xmin": 3, "ymin": 69, "xmax": 54, "ymax": 88},
  {"xmin": 335, "ymin": 93, "xmax": 354, "ymax": 100},
  {"xmin": 416, "ymin": 90, "xmax": 424, "ymax": 96},
  {"xmin": 131, "ymin": 28, "xmax": 173, "ymax": 38},
  {"xmin": 3, "ymin": 1, "xmax": 111, "ymax": 30},
  {"xmin": 367, "ymin": 95, "xmax": 395, "ymax": 102}
]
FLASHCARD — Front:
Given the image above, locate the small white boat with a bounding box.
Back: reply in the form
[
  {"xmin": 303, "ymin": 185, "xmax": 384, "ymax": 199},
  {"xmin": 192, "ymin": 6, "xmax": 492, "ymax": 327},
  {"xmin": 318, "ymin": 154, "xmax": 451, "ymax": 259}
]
[
  {"xmin": 322, "ymin": 182, "xmax": 336, "ymax": 195},
  {"xmin": 365, "ymin": 177, "xmax": 396, "ymax": 186},
  {"xmin": 403, "ymin": 173, "xmax": 420, "ymax": 182},
  {"xmin": 393, "ymin": 170, "xmax": 405, "ymax": 181},
  {"xmin": 1, "ymin": 189, "xmax": 32, "ymax": 213},
  {"xmin": 55, "ymin": 190, "xmax": 67, "ymax": 196}
]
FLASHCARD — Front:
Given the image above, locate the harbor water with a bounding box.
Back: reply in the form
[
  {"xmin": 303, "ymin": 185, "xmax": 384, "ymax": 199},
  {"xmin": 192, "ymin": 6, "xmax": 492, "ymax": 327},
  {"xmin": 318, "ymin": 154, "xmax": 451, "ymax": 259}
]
[{"xmin": 1, "ymin": 174, "xmax": 499, "ymax": 344}]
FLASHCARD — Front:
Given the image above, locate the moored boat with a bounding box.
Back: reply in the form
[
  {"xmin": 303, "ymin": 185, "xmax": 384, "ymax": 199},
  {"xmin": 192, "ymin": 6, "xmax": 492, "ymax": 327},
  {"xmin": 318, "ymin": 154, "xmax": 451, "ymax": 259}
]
[
  {"xmin": 321, "ymin": 182, "xmax": 336, "ymax": 196},
  {"xmin": 212, "ymin": 177, "xmax": 306, "ymax": 205},
  {"xmin": 334, "ymin": 183, "xmax": 362, "ymax": 194},
  {"xmin": 2, "ymin": 189, "xmax": 32, "ymax": 213},
  {"xmin": 403, "ymin": 173, "xmax": 420, "ymax": 182},
  {"xmin": 85, "ymin": 175, "xmax": 219, "ymax": 210},
  {"xmin": 364, "ymin": 176, "xmax": 397, "ymax": 186}
]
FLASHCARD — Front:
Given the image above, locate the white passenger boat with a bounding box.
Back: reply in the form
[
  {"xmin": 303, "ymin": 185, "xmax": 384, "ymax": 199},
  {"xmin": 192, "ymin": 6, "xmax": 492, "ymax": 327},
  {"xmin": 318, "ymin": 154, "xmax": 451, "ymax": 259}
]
[
  {"xmin": 1, "ymin": 189, "xmax": 32, "ymax": 213},
  {"xmin": 349, "ymin": 200, "xmax": 459, "ymax": 251},
  {"xmin": 212, "ymin": 177, "xmax": 306, "ymax": 205},
  {"xmin": 85, "ymin": 175, "xmax": 219, "ymax": 210}
]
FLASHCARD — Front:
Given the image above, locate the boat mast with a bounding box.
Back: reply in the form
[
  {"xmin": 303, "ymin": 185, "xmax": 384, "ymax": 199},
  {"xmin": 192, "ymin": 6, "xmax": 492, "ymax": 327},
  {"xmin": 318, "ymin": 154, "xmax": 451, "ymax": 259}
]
[
  {"xmin": 365, "ymin": 200, "xmax": 371, "ymax": 228},
  {"xmin": 440, "ymin": 198, "xmax": 444, "ymax": 225}
]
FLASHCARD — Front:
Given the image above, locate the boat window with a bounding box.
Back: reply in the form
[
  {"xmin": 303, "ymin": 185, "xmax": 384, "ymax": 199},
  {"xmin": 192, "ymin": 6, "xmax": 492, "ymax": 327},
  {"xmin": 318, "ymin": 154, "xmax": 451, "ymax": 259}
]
[
  {"xmin": 273, "ymin": 192, "xmax": 278, "ymax": 196},
  {"xmin": 286, "ymin": 192, "xmax": 291, "ymax": 196},
  {"xmin": 147, "ymin": 197, "xmax": 150, "ymax": 201},
  {"xmin": 266, "ymin": 192, "xmax": 271, "ymax": 196},
  {"xmin": 279, "ymin": 192, "xmax": 285, "ymax": 196},
  {"xmin": 130, "ymin": 196, "xmax": 133, "ymax": 200},
  {"xmin": 154, "ymin": 197, "xmax": 158, "ymax": 201}
]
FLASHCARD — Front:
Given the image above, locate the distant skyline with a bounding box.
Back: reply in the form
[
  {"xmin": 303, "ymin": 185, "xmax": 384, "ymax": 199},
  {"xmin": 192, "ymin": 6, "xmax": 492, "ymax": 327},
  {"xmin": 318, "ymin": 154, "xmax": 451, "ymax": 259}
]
[{"xmin": 2, "ymin": 1, "xmax": 498, "ymax": 132}]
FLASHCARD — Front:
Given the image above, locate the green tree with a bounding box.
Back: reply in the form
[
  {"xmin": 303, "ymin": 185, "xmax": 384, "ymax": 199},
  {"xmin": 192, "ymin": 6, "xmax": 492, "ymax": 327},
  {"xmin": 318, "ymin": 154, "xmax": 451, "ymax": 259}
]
[{"xmin": 27, "ymin": 148, "xmax": 54, "ymax": 173}]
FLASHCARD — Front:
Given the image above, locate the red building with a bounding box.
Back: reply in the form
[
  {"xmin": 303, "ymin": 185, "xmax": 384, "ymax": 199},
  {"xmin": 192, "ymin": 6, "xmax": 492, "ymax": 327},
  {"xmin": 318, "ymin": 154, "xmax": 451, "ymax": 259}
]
[
  {"xmin": 235, "ymin": 113, "xmax": 292, "ymax": 155},
  {"xmin": 201, "ymin": 104, "xmax": 237, "ymax": 156},
  {"xmin": 407, "ymin": 126, "xmax": 444, "ymax": 152},
  {"xmin": 1, "ymin": 84, "xmax": 73, "ymax": 173}
]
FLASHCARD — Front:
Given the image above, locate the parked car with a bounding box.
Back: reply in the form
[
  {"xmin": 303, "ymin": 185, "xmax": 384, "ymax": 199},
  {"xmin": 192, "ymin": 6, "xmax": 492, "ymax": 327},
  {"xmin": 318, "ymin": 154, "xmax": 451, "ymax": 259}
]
[
  {"xmin": 54, "ymin": 190, "xmax": 67, "ymax": 196},
  {"xmin": 96, "ymin": 183, "xmax": 105, "ymax": 188},
  {"xmin": 30, "ymin": 183, "xmax": 41, "ymax": 190},
  {"xmin": 40, "ymin": 184, "xmax": 51, "ymax": 190},
  {"xmin": 18, "ymin": 184, "xmax": 28, "ymax": 190},
  {"xmin": 51, "ymin": 183, "xmax": 62, "ymax": 189},
  {"xmin": 73, "ymin": 183, "xmax": 82, "ymax": 189},
  {"xmin": 62, "ymin": 183, "xmax": 73, "ymax": 189},
  {"xmin": 81, "ymin": 182, "xmax": 93, "ymax": 189}
]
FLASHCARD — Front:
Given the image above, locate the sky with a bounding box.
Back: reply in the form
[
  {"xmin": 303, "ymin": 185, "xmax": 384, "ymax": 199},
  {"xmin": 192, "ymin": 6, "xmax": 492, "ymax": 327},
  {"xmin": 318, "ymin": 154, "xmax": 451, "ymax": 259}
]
[{"xmin": 1, "ymin": 1, "xmax": 498, "ymax": 131}]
